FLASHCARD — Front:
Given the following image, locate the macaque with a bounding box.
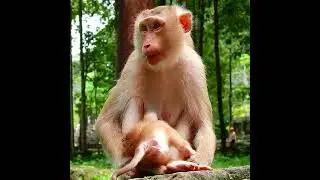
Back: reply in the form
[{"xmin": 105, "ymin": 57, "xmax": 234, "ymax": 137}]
[
  {"xmin": 226, "ymin": 127, "xmax": 237, "ymax": 148},
  {"xmin": 96, "ymin": 5, "xmax": 216, "ymax": 172},
  {"xmin": 111, "ymin": 115, "xmax": 212, "ymax": 180}
]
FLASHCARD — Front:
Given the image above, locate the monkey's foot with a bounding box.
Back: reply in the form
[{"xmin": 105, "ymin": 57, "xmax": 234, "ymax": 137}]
[
  {"xmin": 165, "ymin": 160, "xmax": 212, "ymax": 173},
  {"xmin": 125, "ymin": 170, "xmax": 137, "ymax": 177},
  {"xmin": 116, "ymin": 167, "xmax": 140, "ymax": 179}
]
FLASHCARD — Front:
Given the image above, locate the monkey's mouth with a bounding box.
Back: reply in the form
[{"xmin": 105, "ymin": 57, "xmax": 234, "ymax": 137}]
[{"xmin": 146, "ymin": 54, "xmax": 161, "ymax": 65}]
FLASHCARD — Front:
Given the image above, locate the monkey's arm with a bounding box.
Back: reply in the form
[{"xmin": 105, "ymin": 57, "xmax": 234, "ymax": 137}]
[
  {"xmin": 122, "ymin": 97, "xmax": 144, "ymax": 134},
  {"xmin": 96, "ymin": 50, "xmax": 144, "ymax": 166},
  {"xmin": 184, "ymin": 56, "xmax": 217, "ymax": 166},
  {"xmin": 191, "ymin": 120, "xmax": 216, "ymax": 166},
  {"xmin": 188, "ymin": 81, "xmax": 216, "ymax": 165},
  {"xmin": 95, "ymin": 89, "xmax": 123, "ymax": 165},
  {"xmin": 96, "ymin": 91, "xmax": 144, "ymax": 166},
  {"xmin": 175, "ymin": 111, "xmax": 216, "ymax": 166}
]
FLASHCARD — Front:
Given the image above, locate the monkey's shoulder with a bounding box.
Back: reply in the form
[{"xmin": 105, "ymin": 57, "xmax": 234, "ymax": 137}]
[
  {"xmin": 180, "ymin": 47, "xmax": 205, "ymax": 69},
  {"xmin": 119, "ymin": 50, "xmax": 142, "ymax": 76},
  {"xmin": 178, "ymin": 59, "xmax": 206, "ymax": 82}
]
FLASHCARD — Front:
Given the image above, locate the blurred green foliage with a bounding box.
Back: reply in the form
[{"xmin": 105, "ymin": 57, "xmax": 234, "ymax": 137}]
[
  {"xmin": 71, "ymin": 1, "xmax": 250, "ymax": 173},
  {"xmin": 71, "ymin": 0, "xmax": 250, "ymax": 128},
  {"xmin": 71, "ymin": 139, "xmax": 250, "ymax": 178},
  {"xmin": 71, "ymin": 151, "xmax": 249, "ymax": 170}
]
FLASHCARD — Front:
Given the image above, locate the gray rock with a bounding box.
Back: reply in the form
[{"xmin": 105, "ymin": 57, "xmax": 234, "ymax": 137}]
[{"xmin": 130, "ymin": 165, "xmax": 250, "ymax": 180}]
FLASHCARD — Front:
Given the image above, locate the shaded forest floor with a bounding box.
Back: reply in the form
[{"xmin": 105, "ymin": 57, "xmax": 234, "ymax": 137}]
[
  {"xmin": 71, "ymin": 150, "xmax": 250, "ymax": 168},
  {"xmin": 71, "ymin": 135, "xmax": 250, "ymax": 180},
  {"xmin": 71, "ymin": 152, "xmax": 249, "ymax": 180}
]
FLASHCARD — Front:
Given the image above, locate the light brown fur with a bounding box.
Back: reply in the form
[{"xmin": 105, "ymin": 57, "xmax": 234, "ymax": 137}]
[
  {"xmin": 96, "ymin": 5, "xmax": 216, "ymax": 170},
  {"xmin": 111, "ymin": 117, "xmax": 210, "ymax": 179}
]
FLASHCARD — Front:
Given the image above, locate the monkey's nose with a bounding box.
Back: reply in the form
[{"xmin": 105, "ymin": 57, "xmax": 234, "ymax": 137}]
[{"xmin": 144, "ymin": 44, "xmax": 151, "ymax": 49}]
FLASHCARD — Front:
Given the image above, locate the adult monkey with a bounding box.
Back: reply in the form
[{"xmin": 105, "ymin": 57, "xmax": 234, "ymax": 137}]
[{"xmin": 96, "ymin": 5, "xmax": 216, "ymax": 170}]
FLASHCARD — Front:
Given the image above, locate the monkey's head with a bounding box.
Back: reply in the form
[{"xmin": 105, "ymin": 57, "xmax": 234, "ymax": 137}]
[{"xmin": 134, "ymin": 6, "xmax": 193, "ymax": 71}]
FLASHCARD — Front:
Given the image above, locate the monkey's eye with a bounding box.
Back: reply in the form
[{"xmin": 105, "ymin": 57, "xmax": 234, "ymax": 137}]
[
  {"xmin": 140, "ymin": 25, "xmax": 147, "ymax": 32},
  {"xmin": 153, "ymin": 22, "xmax": 161, "ymax": 30}
]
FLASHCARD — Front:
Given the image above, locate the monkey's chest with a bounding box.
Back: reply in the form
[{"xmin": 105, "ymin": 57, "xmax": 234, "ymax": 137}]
[
  {"xmin": 140, "ymin": 73, "xmax": 186, "ymax": 125},
  {"xmin": 144, "ymin": 93, "xmax": 183, "ymax": 125}
]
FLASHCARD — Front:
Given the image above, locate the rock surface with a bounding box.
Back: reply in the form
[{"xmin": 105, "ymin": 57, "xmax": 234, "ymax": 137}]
[
  {"xmin": 70, "ymin": 165, "xmax": 250, "ymax": 180},
  {"xmin": 131, "ymin": 165, "xmax": 250, "ymax": 180}
]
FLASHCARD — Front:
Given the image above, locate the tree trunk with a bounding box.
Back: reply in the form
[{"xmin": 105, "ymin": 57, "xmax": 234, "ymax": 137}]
[
  {"xmin": 229, "ymin": 47, "xmax": 233, "ymax": 128},
  {"xmin": 191, "ymin": 0, "xmax": 197, "ymax": 52},
  {"xmin": 94, "ymin": 87, "xmax": 97, "ymax": 120},
  {"xmin": 185, "ymin": 0, "xmax": 191, "ymax": 7},
  {"xmin": 198, "ymin": 0, "xmax": 205, "ymax": 57},
  {"xmin": 115, "ymin": 0, "xmax": 155, "ymax": 79},
  {"xmin": 213, "ymin": 0, "xmax": 227, "ymax": 152},
  {"xmin": 185, "ymin": 0, "xmax": 193, "ymax": 21},
  {"xmin": 158, "ymin": 0, "xmax": 166, "ymax": 5},
  {"xmin": 114, "ymin": 0, "xmax": 120, "ymax": 85},
  {"xmin": 189, "ymin": 0, "xmax": 200, "ymax": 54},
  {"xmin": 92, "ymin": 58, "xmax": 97, "ymax": 124},
  {"xmin": 79, "ymin": 0, "xmax": 88, "ymax": 155},
  {"xmin": 70, "ymin": 37, "xmax": 74, "ymax": 160}
]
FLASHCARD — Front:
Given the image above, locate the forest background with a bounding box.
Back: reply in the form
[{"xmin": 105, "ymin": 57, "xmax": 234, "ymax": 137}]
[{"xmin": 70, "ymin": 0, "xmax": 250, "ymax": 179}]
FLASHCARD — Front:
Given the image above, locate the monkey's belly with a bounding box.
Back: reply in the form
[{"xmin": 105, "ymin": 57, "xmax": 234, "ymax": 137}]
[{"xmin": 152, "ymin": 131, "xmax": 170, "ymax": 152}]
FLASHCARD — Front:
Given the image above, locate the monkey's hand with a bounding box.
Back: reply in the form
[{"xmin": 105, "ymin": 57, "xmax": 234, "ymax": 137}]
[
  {"xmin": 165, "ymin": 160, "xmax": 212, "ymax": 174},
  {"xmin": 188, "ymin": 152, "xmax": 202, "ymax": 164},
  {"xmin": 180, "ymin": 145, "xmax": 196, "ymax": 159},
  {"xmin": 188, "ymin": 151, "xmax": 214, "ymax": 166}
]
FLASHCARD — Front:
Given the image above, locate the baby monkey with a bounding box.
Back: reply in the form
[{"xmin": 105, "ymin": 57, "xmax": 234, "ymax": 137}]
[{"xmin": 111, "ymin": 113, "xmax": 212, "ymax": 180}]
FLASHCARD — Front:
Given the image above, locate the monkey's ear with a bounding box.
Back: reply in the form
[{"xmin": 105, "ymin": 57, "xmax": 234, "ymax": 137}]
[{"xmin": 179, "ymin": 12, "xmax": 192, "ymax": 33}]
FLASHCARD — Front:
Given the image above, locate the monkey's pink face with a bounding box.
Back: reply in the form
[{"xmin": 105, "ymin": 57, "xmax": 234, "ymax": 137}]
[{"xmin": 139, "ymin": 17, "xmax": 166, "ymax": 65}]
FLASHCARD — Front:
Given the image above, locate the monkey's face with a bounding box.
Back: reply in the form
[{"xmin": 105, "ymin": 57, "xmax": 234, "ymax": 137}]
[
  {"xmin": 134, "ymin": 7, "xmax": 186, "ymax": 70},
  {"xmin": 139, "ymin": 16, "xmax": 166, "ymax": 66}
]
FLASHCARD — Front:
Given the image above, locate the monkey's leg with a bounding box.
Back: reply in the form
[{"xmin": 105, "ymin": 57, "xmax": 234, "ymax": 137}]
[{"xmin": 111, "ymin": 141, "xmax": 150, "ymax": 180}]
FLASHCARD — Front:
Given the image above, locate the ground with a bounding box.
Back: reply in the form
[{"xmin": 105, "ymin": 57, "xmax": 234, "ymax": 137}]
[
  {"xmin": 71, "ymin": 151, "xmax": 249, "ymax": 179},
  {"xmin": 71, "ymin": 135, "xmax": 250, "ymax": 179}
]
